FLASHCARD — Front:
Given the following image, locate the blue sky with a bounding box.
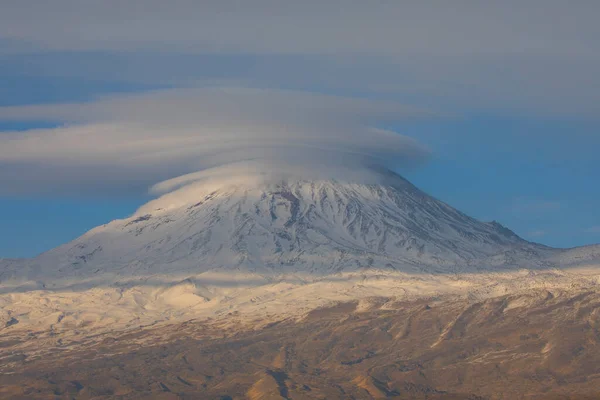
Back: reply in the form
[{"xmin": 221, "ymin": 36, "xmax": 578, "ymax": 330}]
[{"xmin": 1, "ymin": 2, "xmax": 599, "ymax": 257}]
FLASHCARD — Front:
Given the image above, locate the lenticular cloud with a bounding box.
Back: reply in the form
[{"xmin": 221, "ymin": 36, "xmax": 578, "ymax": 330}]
[{"xmin": 0, "ymin": 88, "xmax": 430, "ymax": 196}]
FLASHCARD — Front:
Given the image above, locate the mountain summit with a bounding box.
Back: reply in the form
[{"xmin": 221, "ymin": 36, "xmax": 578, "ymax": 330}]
[{"xmin": 22, "ymin": 166, "xmax": 557, "ymax": 287}]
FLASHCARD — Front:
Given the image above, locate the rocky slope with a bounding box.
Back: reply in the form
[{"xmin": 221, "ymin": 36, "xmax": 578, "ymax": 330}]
[{"xmin": 3, "ymin": 289, "xmax": 600, "ymax": 400}]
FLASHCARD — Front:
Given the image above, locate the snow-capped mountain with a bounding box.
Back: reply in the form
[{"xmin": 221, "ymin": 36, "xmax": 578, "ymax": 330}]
[
  {"xmin": 3, "ymin": 164, "xmax": 599, "ymax": 292},
  {"xmin": 3, "ymin": 165, "xmax": 585, "ymax": 291}
]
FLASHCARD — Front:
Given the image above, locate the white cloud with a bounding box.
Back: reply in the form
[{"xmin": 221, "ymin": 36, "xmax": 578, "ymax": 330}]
[{"xmin": 0, "ymin": 88, "xmax": 430, "ymax": 195}]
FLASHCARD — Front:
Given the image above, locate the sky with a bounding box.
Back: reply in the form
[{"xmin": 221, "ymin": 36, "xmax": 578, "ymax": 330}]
[{"xmin": 1, "ymin": 1, "xmax": 599, "ymax": 257}]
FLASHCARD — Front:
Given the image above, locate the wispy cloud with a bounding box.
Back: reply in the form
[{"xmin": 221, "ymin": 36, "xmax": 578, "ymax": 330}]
[
  {"xmin": 0, "ymin": 88, "xmax": 430, "ymax": 195},
  {"xmin": 585, "ymin": 226, "xmax": 600, "ymax": 234}
]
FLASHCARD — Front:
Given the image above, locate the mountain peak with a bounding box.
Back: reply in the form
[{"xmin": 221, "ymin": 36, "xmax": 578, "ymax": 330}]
[{"xmin": 22, "ymin": 168, "xmax": 554, "ymax": 290}]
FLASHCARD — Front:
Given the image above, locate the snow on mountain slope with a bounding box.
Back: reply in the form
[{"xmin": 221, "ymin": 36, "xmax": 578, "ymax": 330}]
[{"xmin": 13, "ymin": 167, "xmax": 558, "ymax": 288}]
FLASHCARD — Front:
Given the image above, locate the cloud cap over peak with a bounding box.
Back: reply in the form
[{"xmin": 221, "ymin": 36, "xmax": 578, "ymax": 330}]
[{"xmin": 0, "ymin": 88, "xmax": 430, "ymax": 196}]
